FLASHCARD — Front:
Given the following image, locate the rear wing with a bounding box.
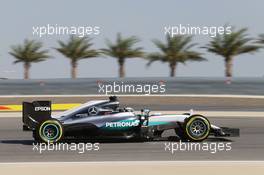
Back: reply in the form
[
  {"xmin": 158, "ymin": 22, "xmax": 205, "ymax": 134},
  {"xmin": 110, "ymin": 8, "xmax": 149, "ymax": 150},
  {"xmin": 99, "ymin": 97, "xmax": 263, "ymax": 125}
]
[{"xmin": 22, "ymin": 101, "xmax": 51, "ymax": 130}]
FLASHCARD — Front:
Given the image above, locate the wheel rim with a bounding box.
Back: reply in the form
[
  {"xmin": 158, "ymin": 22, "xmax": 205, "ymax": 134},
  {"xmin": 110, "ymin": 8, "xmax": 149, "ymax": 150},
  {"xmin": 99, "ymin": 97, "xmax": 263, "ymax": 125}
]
[
  {"xmin": 39, "ymin": 120, "xmax": 62, "ymax": 142},
  {"xmin": 42, "ymin": 124, "xmax": 59, "ymax": 140},
  {"xmin": 188, "ymin": 119, "xmax": 208, "ymax": 138}
]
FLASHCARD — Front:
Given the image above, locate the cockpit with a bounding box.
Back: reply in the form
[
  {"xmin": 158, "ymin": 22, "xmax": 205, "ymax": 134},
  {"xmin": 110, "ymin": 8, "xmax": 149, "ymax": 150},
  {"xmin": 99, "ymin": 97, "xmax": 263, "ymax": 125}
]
[
  {"xmin": 55, "ymin": 96, "xmax": 134, "ymax": 119},
  {"xmin": 88, "ymin": 96, "xmax": 134, "ymax": 116}
]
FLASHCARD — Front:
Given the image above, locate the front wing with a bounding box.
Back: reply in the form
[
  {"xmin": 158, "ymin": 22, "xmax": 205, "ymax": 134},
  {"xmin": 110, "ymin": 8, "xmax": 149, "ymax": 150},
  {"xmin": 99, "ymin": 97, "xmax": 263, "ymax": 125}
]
[{"xmin": 211, "ymin": 127, "xmax": 240, "ymax": 137}]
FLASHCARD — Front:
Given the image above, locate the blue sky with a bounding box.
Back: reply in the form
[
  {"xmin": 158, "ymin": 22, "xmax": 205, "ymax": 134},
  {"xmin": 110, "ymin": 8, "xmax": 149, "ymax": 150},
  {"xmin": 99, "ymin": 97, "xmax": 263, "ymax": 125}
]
[{"xmin": 0, "ymin": 0, "xmax": 263, "ymax": 79}]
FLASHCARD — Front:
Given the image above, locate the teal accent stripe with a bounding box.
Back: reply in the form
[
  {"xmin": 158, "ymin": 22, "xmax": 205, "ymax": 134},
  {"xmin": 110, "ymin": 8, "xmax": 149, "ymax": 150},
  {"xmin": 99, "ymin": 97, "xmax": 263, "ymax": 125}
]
[{"xmin": 148, "ymin": 121, "xmax": 170, "ymax": 126}]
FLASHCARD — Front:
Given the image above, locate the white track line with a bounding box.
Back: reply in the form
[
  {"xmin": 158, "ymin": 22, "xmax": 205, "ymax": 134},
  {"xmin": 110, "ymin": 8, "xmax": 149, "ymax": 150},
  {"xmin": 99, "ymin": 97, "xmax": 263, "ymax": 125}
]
[
  {"xmin": 0, "ymin": 94, "xmax": 264, "ymax": 98},
  {"xmin": 0, "ymin": 160, "xmax": 264, "ymax": 165}
]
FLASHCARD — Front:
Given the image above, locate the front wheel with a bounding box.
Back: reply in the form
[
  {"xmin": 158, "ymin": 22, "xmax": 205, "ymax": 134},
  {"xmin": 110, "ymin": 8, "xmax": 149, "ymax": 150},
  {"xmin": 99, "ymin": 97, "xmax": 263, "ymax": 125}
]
[
  {"xmin": 177, "ymin": 115, "xmax": 210, "ymax": 142},
  {"xmin": 36, "ymin": 119, "xmax": 64, "ymax": 143}
]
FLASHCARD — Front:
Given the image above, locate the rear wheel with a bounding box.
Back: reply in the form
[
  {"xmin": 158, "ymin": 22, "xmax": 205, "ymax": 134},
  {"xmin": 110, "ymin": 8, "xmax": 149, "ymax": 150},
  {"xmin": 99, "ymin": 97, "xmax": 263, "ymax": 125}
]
[{"xmin": 36, "ymin": 119, "xmax": 63, "ymax": 143}]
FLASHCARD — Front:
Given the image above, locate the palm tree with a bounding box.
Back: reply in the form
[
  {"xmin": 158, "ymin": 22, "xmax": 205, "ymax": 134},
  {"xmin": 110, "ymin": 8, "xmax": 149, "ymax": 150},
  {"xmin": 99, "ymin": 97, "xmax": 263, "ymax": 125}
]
[
  {"xmin": 256, "ymin": 34, "xmax": 264, "ymax": 45},
  {"xmin": 55, "ymin": 36, "xmax": 99, "ymax": 79},
  {"xmin": 9, "ymin": 39, "xmax": 50, "ymax": 79},
  {"xmin": 101, "ymin": 33, "xmax": 144, "ymax": 77},
  {"xmin": 147, "ymin": 35, "xmax": 204, "ymax": 77},
  {"xmin": 203, "ymin": 28, "xmax": 260, "ymax": 78}
]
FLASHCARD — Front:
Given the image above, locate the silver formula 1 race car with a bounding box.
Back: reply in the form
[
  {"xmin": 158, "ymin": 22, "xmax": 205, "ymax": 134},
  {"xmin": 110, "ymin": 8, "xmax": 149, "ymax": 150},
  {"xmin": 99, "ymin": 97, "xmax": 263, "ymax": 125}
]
[{"xmin": 22, "ymin": 96, "xmax": 239, "ymax": 143}]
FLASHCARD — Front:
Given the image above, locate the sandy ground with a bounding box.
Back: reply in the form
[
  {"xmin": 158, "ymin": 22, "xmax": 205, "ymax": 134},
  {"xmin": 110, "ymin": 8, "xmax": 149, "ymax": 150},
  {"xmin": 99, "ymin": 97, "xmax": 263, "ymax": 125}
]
[{"xmin": 1, "ymin": 161, "xmax": 264, "ymax": 175}]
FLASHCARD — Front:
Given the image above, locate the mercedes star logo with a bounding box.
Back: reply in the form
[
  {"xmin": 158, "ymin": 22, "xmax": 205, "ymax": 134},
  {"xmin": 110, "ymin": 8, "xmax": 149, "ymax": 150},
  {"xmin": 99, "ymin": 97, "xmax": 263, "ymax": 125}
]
[{"xmin": 88, "ymin": 106, "xmax": 98, "ymax": 115}]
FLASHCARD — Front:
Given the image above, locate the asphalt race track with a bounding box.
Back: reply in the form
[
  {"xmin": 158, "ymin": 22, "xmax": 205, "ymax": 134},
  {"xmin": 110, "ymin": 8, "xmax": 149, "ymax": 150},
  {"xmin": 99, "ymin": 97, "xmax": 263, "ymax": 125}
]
[
  {"xmin": 0, "ymin": 116, "xmax": 263, "ymax": 162},
  {"xmin": 0, "ymin": 95, "xmax": 263, "ymax": 162}
]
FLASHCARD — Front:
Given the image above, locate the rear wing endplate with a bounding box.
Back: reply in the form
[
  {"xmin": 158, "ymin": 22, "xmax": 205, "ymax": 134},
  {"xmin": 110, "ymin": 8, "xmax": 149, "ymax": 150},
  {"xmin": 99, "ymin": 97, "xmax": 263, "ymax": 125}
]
[{"xmin": 22, "ymin": 101, "xmax": 51, "ymax": 130}]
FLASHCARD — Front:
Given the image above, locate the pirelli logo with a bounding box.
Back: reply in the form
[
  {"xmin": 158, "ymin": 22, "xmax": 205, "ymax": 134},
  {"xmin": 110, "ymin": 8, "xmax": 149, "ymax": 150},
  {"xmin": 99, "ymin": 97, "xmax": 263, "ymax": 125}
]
[{"xmin": 34, "ymin": 106, "xmax": 51, "ymax": 112}]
